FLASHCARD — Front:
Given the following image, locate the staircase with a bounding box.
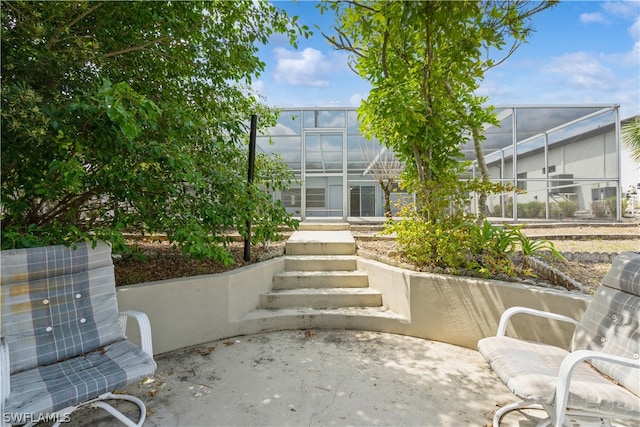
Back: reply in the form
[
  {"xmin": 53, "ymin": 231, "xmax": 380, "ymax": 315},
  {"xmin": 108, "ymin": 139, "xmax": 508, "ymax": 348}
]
[
  {"xmin": 265, "ymin": 223, "xmax": 381, "ymax": 310},
  {"xmin": 240, "ymin": 222, "xmax": 407, "ymax": 330}
]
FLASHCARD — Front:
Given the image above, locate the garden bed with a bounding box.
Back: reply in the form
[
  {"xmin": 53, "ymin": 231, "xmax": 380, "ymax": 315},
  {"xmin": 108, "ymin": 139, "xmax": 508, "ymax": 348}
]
[{"xmin": 113, "ymin": 224, "xmax": 638, "ymax": 291}]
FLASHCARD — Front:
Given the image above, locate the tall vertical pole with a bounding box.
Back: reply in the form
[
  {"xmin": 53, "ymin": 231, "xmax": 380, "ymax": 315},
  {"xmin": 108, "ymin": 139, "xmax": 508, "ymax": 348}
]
[
  {"xmin": 512, "ymin": 108, "xmax": 518, "ymax": 222},
  {"xmin": 544, "ymin": 132, "xmax": 549, "ymax": 219},
  {"xmin": 614, "ymin": 105, "xmax": 622, "ymax": 222},
  {"xmin": 244, "ymin": 115, "xmax": 257, "ymax": 262}
]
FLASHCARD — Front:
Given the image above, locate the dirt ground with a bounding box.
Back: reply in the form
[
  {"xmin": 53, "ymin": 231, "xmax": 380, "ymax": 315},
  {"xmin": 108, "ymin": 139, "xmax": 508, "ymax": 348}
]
[
  {"xmin": 113, "ymin": 224, "xmax": 639, "ymax": 289},
  {"xmin": 114, "ymin": 240, "xmax": 287, "ymax": 286},
  {"xmin": 353, "ymin": 237, "xmax": 632, "ymax": 292}
]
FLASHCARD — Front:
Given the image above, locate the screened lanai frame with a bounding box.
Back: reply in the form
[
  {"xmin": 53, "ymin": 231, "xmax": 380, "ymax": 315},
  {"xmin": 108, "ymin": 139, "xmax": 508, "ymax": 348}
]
[
  {"xmin": 257, "ymin": 105, "xmax": 622, "ymax": 222},
  {"xmin": 463, "ymin": 104, "xmax": 622, "ymax": 222},
  {"xmin": 256, "ymin": 107, "xmax": 407, "ymax": 220}
]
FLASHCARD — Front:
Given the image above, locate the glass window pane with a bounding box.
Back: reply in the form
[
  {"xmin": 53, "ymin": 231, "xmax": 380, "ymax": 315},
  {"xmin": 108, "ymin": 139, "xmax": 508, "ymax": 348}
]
[
  {"xmin": 361, "ymin": 186, "xmax": 375, "ymax": 216},
  {"xmin": 306, "ymin": 188, "xmax": 325, "ymax": 208},
  {"xmin": 349, "ymin": 136, "xmax": 384, "ymax": 174},
  {"xmin": 547, "ymin": 110, "xmax": 617, "ymax": 179},
  {"xmin": 348, "ymin": 110, "xmax": 360, "ymax": 134},
  {"xmin": 281, "ymin": 188, "xmax": 301, "ymax": 208},
  {"xmin": 271, "ymin": 111, "xmax": 301, "ymax": 135},
  {"xmin": 305, "ymin": 131, "xmax": 343, "ymax": 173},
  {"xmin": 260, "ymin": 135, "xmax": 301, "ymax": 172},
  {"xmin": 303, "ymin": 110, "xmax": 346, "ymax": 128},
  {"xmin": 350, "ymin": 186, "xmax": 360, "ymax": 216},
  {"xmin": 304, "ymin": 110, "xmax": 316, "ymax": 128},
  {"xmin": 515, "ymin": 107, "xmax": 602, "ymax": 142}
]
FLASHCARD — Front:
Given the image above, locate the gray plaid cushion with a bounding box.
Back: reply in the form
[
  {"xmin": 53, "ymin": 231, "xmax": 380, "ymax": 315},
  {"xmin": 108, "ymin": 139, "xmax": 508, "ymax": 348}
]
[
  {"xmin": 1, "ymin": 242, "xmax": 125, "ymax": 374},
  {"xmin": 5, "ymin": 339, "xmax": 156, "ymax": 416},
  {"xmin": 601, "ymin": 251, "xmax": 640, "ymax": 295},
  {"xmin": 571, "ymin": 252, "xmax": 640, "ymax": 396},
  {"xmin": 478, "ymin": 336, "xmax": 640, "ymax": 419}
]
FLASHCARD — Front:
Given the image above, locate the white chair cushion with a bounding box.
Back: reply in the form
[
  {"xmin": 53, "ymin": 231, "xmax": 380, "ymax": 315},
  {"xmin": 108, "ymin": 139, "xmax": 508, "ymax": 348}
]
[{"xmin": 478, "ymin": 335, "xmax": 640, "ymax": 419}]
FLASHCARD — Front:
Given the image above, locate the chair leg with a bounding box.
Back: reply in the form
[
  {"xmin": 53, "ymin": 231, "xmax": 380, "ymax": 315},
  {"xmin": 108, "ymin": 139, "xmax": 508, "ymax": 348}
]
[
  {"xmin": 493, "ymin": 401, "xmax": 549, "ymax": 427},
  {"xmin": 84, "ymin": 392, "xmax": 147, "ymax": 427},
  {"xmin": 559, "ymin": 411, "xmax": 616, "ymax": 427},
  {"xmin": 497, "ymin": 402, "xmax": 626, "ymax": 427},
  {"xmin": 28, "ymin": 392, "xmax": 147, "ymax": 427}
]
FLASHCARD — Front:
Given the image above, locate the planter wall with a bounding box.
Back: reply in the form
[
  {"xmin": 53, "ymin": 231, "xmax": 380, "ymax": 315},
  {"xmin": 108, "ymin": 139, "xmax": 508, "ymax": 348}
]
[
  {"xmin": 117, "ymin": 257, "xmax": 284, "ymax": 354},
  {"xmin": 117, "ymin": 257, "xmax": 590, "ymax": 355},
  {"xmin": 359, "ymin": 259, "xmax": 589, "ymax": 349}
]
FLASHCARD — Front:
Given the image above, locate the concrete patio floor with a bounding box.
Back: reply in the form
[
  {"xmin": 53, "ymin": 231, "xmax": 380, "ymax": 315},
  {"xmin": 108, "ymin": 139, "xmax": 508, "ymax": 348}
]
[{"xmin": 57, "ymin": 329, "xmax": 584, "ymax": 427}]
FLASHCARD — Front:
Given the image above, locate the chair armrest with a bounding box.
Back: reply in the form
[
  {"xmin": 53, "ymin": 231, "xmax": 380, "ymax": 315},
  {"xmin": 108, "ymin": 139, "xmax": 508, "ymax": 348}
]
[
  {"xmin": 553, "ymin": 350, "xmax": 640, "ymax": 426},
  {"xmin": 119, "ymin": 311, "xmax": 154, "ymax": 358},
  {"xmin": 1, "ymin": 337, "xmax": 9, "ymax": 427},
  {"xmin": 496, "ymin": 306, "xmax": 580, "ymax": 337}
]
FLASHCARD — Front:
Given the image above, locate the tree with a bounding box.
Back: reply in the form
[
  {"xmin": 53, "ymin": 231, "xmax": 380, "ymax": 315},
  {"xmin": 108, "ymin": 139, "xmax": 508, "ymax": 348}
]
[
  {"xmin": 360, "ymin": 142, "xmax": 404, "ymax": 217},
  {"xmin": 319, "ymin": 0, "xmax": 558, "ymax": 275},
  {"xmin": 321, "ymin": 0, "xmax": 555, "ymax": 222},
  {"xmin": 1, "ymin": 1, "xmax": 309, "ymax": 263}
]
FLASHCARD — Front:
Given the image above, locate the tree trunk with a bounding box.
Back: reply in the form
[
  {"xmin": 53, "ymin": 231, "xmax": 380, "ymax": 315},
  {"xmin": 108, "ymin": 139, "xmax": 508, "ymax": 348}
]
[
  {"xmin": 380, "ymin": 179, "xmax": 393, "ymax": 218},
  {"xmin": 473, "ymin": 130, "xmax": 490, "ymax": 225}
]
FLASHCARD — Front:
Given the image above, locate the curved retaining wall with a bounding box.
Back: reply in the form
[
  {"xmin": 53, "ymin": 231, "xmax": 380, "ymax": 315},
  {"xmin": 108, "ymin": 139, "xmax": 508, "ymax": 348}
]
[{"xmin": 116, "ymin": 257, "xmax": 590, "ymax": 355}]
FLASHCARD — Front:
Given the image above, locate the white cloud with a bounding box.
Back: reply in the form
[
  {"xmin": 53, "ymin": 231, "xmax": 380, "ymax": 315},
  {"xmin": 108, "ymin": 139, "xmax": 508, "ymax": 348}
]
[
  {"xmin": 579, "ymin": 12, "xmax": 607, "ymax": 24},
  {"xmin": 349, "ymin": 93, "xmax": 364, "ymax": 106},
  {"xmin": 251, "ymin": 79, "xmax": 266, "ymax": 96},
  {"xmin": 623, "ymin": 40, "xmax": 640, "ymax": 65},
  {"xmin": 476, "ymin": 78, "xmax": 512, "ymax": 99},
  {"xmin": 273, "ymin": 47, "xmax": 333, "ymax": 87},
  {"xmin": 271, "ymin": 123, "xmax": 297, "ymax": 136},
  {"xmin": 630, "ymin": 15, "xmax": 640, "ymax": 40},
  {"xmin": 602, "ymin": 1, "xmax": 640, "ymax": 20},
  {"xmin": 544, "ymin": 52, "xmax": 618, "ymax": 91},
  {"xmin": 595, "ymin": 1, "xmax": 640, "ymax": 41}
]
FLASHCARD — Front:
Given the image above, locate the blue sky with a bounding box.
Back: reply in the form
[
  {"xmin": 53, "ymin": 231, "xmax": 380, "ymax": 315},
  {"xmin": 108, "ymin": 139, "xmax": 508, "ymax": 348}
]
[{"xmin": 254, "ymin": 0, "xmax": 640, "ymax": 187}]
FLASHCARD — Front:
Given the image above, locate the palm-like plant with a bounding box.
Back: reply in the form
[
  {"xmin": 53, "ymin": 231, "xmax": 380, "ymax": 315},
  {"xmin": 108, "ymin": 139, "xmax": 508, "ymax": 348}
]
[{"xmin": 622, "ymin": 116, "xmax": 640, "ymax": 162}]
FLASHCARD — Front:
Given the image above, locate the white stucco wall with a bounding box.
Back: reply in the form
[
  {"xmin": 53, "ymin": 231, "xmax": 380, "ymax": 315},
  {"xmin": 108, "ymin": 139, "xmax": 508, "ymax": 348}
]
[{"xmin": 117, "ymin": 257, "xmax": 590, "ymax": 355}]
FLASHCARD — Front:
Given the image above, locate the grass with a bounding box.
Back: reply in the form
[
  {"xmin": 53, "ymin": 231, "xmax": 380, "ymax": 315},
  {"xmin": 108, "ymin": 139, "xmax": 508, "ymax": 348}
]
[{"xmin": 548, "ymin": 239, "xmax": 639, "ymax": 253}]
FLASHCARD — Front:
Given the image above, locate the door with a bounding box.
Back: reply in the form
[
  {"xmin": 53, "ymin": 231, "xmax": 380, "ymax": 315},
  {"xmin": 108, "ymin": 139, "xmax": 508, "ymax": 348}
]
[
  {"xmin": 302, "ymin": 131, "xmax": 346, "ymax": 219},
  {"xmin": 329, "ymin": 185, "xmax": 343, "ymax": 217}
]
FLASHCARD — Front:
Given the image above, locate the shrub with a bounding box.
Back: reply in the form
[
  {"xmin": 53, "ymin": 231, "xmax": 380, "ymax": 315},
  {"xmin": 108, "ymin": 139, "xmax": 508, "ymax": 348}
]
[
  {"xmin": 605, "ymin": 197, "xmax": 618, "ymax": 218},
  {"xmin": 386, "ymin": 213, "xmax": 564, "ymax": 279},
  {"xmin": 591, "ymin": 200, "xmax": 608, "ymax": 218},
  {"xmin": 550, "ymin": 200, "xmax": 578, "ymax": 218},
  {"xmin": 517, "ymin": 201, "xmax": 545, "ymax": 218},
  {"xmin": 490, "ymin": 202, "xmax": 517, "ymax": 218},
  {"xmin": 622, "ymin": 198, "xmax": 630, "ymax": 217}
]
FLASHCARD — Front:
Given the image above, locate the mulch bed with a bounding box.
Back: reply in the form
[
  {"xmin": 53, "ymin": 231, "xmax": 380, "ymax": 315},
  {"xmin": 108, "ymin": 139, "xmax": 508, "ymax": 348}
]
[
  {"xmin": 114, "ymin": 240, "xmax": 285, "ymax": 286},
  {"xmin": 114, "ymin": 236, "xmax": 622, "ymax": 291}
]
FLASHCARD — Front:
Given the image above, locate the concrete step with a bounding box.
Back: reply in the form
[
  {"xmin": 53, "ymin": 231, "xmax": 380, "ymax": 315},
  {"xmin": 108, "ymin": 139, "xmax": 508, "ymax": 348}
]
[
  {"xmin": 273, "ymin": 270, "xmax": 369, "ymax": 289},
  {"xmin": 284, "ymin": 255, "xmax": 358, "ymax": 271},
  {"xmin": 260, "ymin": 288, "xmax": 382, "ymax": 309},
  {"xmin": 298, "ymin": 222, "xmax": 351, "ymax": 231},
  {"xmin": 286, "ymin": 231, "xmax": 356, "ymax": 255},
  {"xmin": 240, "ymin": 306, "xmax": 409, "ymax": 325}
]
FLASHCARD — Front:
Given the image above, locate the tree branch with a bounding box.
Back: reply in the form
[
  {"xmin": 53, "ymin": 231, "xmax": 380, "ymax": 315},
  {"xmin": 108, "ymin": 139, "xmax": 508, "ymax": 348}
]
[
  {"xmin": 322, "ymin": 27, "xmax": 363, "ymax": 58},
  {"xmin": 485, "ymin": 40, "xmax": 521, "ymax": 70},
  {"xmin": 67, "ymin": 2, "xmax": 103, "ymax": 30},
  {"xmin": 102, "ymin": 34, "xmax": 173, "ymax": 59},
  {"xmin": 47, "ymin": 2, "xmax": 103, "ymax": 48},
  {"xmin": 381, "ymin": 25, "xmax": 389, "ymax": 79},
  {"xmin": 342, "ymin": 0, "xmax": 379, "ymax": 14}
]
